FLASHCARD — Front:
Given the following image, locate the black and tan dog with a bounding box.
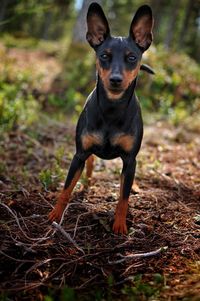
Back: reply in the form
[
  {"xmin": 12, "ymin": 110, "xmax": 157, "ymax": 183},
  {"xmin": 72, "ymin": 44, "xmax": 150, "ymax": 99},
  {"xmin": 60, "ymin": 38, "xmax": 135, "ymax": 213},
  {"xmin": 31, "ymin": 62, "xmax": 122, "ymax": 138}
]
[{"xmin": 49, "ymin": 2, "xmax": 154, "ymax": 234}]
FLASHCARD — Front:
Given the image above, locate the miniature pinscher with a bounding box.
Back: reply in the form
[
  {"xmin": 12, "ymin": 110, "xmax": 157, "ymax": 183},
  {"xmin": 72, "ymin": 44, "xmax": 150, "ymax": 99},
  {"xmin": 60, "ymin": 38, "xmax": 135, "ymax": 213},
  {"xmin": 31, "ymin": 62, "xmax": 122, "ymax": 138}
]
[{"xmin": 49, "ymin": 2, "xmax": 154, "ymax": 234}]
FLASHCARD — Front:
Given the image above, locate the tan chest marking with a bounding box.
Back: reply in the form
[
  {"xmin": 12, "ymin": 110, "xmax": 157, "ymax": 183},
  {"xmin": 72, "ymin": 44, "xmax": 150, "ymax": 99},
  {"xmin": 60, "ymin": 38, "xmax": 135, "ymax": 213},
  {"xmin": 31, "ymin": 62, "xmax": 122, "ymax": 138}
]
[
  {"xmin": 111, "ymin": 133, "xmax": 134, "ymax": 152},
  {"xmin": 81, "ymin": 132, "xmax": 103, "ymax": 150}
]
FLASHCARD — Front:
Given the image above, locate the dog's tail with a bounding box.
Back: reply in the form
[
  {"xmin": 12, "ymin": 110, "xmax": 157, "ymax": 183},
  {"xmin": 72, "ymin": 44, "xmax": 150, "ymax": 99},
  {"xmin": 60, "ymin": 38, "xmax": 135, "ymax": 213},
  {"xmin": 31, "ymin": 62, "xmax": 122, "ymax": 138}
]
[{"xmin": 140, "ymin": 64, "xmax": 155, "ymax": 75}]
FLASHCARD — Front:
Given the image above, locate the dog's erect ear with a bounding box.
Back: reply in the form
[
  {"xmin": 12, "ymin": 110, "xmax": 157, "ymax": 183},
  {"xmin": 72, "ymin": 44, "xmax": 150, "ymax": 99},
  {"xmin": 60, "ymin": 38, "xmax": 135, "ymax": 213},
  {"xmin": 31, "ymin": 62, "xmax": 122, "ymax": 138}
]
[
  {"xmin": 86, "ymin": 2, "xmax": 110, "ymax": 48},
  {"xmin": 129, "ymin": 5, "xmax": 153, "ymax": 51}
]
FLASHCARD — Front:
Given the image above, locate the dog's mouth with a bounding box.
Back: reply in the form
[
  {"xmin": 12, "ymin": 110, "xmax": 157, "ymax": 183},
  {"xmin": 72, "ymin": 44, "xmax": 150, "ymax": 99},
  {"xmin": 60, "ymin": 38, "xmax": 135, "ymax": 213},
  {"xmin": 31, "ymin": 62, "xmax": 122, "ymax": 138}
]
[
  {"xmin": 108, "ymin": 87, "xmax": 124, "ymax": 95},
  {"xmin": 106, "ymin": 87, "xmax": 124, "ymax": 100}
]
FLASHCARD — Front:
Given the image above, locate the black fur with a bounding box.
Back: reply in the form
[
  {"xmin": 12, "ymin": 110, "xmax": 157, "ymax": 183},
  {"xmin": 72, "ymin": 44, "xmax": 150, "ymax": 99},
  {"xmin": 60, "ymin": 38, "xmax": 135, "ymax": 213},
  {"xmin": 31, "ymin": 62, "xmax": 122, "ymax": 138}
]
[{"xmin": 49, "ymin": 2, "xmax": 154, "ymax": 234}]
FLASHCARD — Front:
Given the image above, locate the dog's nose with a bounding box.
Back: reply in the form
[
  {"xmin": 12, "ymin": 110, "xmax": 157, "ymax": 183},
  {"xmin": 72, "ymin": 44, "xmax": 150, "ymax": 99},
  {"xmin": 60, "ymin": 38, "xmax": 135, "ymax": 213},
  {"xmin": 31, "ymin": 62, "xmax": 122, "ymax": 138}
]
[{"xmin": 109, "ymin": 74, "xmax": 123, "ymax": 86}]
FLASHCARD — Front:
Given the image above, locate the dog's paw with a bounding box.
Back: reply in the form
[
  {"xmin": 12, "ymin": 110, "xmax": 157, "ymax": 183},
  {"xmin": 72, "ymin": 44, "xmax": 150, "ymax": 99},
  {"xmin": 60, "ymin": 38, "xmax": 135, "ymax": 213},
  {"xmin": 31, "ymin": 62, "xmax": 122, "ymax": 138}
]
[
  {"xmin": 112, "ymin": 219, "xmax": 128, "ymax": 235},
  {"xmin": 131, "ymin": 181, "xmax": 141, "ymax": 193},
  {"xmin": 48, "ymin": 205, "xmax": 65, "ymax": 222}
]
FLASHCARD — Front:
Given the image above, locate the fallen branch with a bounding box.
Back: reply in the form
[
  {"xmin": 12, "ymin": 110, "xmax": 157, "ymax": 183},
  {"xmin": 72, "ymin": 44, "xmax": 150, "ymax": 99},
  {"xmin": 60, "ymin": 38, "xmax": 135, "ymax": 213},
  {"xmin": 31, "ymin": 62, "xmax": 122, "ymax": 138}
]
[
  {"xmin": 52, "ymin": 221, "xmax": 85, "ymax": 254},
  {"xmin": 73, "ymin": 212, "xmax": 92, "ymax": 238},
  {"xmin": 108, "ymin": 246, "xmax": 168, "ymax": 264}
]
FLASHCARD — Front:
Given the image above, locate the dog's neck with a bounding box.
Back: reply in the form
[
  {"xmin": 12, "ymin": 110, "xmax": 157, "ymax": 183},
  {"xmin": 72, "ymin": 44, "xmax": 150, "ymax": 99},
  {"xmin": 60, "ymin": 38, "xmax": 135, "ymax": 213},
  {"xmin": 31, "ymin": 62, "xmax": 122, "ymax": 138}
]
[
  {"xmin": 95, "ymin": 77, "xmax": 137, "ymax": 123},
  {"xmin": 96, "ymin": 76, "xmax": 137, "ymax": 109}
]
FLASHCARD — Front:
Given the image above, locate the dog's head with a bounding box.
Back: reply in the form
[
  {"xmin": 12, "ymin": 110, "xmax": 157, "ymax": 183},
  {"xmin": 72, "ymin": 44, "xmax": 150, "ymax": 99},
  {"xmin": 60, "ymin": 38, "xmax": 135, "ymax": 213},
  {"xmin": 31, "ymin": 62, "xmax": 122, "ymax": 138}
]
[{"xmin": 86, "ymin": 2, "xmax": 154, "ymax": 100}]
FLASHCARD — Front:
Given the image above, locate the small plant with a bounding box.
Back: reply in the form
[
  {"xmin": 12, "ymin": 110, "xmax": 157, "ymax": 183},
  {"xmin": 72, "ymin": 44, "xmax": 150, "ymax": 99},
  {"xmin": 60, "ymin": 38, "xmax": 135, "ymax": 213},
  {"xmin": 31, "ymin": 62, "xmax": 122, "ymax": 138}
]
[
  {"xmin": 39, "ymin": 161, "xmax": 65, "ymax": 191},
  {"xmin": 39, "ymin": 169, "xmax": 53, "ymax": 190},
  {"xmin": 193, "ymin": 215, "xmax": 200, "ymax": 224},
  {"xmin": 44, "ymin": 286, "xmax": 76, "ymax": 301},
  {"xmin": 122, "ymin": 274, "xmax": 164, "ymax": 301},
  {"xmin": 0, "ymin": 162, "xmax": 7, "ymax": 175},
  {"xmin": 60, "ymin": 286, "xmax": 75, "ymax": 301},
  {"xmin": 55, "ymin": 146, "xmax": 66, "ymax": 165},
  {"xmin": 0, "ymin": 293, "xmax": 10, "ymax": 301},
  {"xmin": 44, "ymin": 296, "xmax": 53, "ymax": 301}
]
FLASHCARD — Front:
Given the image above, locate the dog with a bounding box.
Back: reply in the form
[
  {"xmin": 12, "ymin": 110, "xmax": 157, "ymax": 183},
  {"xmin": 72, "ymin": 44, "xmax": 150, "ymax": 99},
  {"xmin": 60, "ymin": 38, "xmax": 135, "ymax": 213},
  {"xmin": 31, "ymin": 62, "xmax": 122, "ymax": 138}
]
[{"xmin": 49, "ymin": 2, "xmax": 154, "ymax": 234}]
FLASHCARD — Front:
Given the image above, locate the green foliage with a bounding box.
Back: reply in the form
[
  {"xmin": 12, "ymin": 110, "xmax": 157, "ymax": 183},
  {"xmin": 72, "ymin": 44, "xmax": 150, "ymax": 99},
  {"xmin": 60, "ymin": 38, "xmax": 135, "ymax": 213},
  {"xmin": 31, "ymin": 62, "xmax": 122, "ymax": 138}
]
[
  {"xmin": 44, "ymin": 286, "xmax": 76, "ymax": 301},
  {"xmin": 59, "ymin": 42, "xmax": 95, "ymax": 113},
  {"xmin": 0, "ymin": 0, "xmax": 75, "ymax": 41},
  {"xmin": 60, "ymin": 286, "xmax": 75, "ymax": 301},
  {"xmin": 39, "ymin": 144, "xmax": 66, "ymax": 190},
  {"xmin": 39, "ymin": 161, "xmax": 64, "ymax": 191},
  {"xmin": 122, "ymin": 274, "xmax": 164, "ymax": 300},
  {"xmin": 138, "ymin": 45, "xmax": 200, "ymax": 124},
  {"xmin": 0, "ymin": 45, "xmax": 40, "ymax": 132},
  {"xmin": 44, "ymin": 296, "xmax": 53, "ymax": 301},
  {"xmin": 193, "ymin": 215, "xmax": 200, "ymax": 224},
  {"xmin": 39, "ymin": 169, "xmax": 53, "ymax": 190},
  {"xmin": 0, "ymin": 293, "xmax": 9, "ymax": 301},
  {"xmin": 54, "ymin": 146, "xmax": 66, "ymax": 166},
  {"xmin": 47, "ymin": 89, "xmax": 84, "ymax": 114},
  {"xmin": 1, "ymin": 34, "xmax": 39, "ymax": 49},
  {"xmin": 0, "ymin": 83, "xmax": 39, "ymax": 131}
]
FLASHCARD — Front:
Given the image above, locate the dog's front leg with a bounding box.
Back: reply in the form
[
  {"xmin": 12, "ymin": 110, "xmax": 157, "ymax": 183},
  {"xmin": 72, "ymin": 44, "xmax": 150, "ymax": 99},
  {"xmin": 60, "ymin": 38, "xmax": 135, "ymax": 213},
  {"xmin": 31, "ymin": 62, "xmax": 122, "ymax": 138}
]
[
  {"xmin": 49, "ymin": 153, "xmax": 89, "ymax": 222},
  {"xmin": 113, "ymin": 157, "xmax": 136, "ymax": 234}
]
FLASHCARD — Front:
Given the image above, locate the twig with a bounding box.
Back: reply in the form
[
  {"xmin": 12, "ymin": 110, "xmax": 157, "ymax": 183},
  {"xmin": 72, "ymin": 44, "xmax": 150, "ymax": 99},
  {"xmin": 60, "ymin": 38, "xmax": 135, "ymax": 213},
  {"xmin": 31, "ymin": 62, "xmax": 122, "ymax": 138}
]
[
  {"xmin": 58, "ymin": 203, "xmax": 69, "ymax": 225},
  {"xmin": 19, "ymin": 212, "xmax": 29, "ymax": 231},
  {"xmin": 25, "ymin": 258, "xmax": 57, "ymax": 277},
  {"xmin": 122, "ymin": 262, "xmax": 144, "ymax": 276},
  {"xmin": 0, "ymin": 281, "xmax": 44, "ymax": 292},
  {"xmin": 52, "ymin": 221, "xmax": 85, "ymax": 254},
  {"xmin": 108, "ymin": 246, "xmax": 168, "ymax": 264},
  {"xmin": 114, "ymin": 276, "xmax": 135, "ymax": 286},
  {"xmin": 77, "ymin": 274, "xmax": 99, "ymax": 289},
  {"xmin": 0, "ymin": 250, "xmax": 35, "ymax": 263},
  {"xmin": 73, "ymin": 212, "xmax": 91, "ymax": 238},
  {"xmin": 0, "ymin": 202, "xmax": 32, "ymax": 239},
  {"xmin": 51, "ymin": 201, "xmax": 85, "ymax": 227},
  {"xmin": 0, "ymin": 202, "xmax": 54, "ymax": 242},
  {"xmin": 46, "ymin": 255, "xmax": 89, "ymax": 281},
  {"xmin": 38, "ymin": 192, "xmax": 54, "ymax": 209}
]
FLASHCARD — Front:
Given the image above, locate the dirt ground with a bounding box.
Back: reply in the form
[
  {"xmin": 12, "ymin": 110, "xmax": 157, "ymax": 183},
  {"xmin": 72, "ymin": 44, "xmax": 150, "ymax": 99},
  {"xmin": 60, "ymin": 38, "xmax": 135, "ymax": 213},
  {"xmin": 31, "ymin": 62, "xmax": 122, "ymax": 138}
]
[{"xmin": 0, "ymin": 116, "xmax": 200, "ymax": 300}]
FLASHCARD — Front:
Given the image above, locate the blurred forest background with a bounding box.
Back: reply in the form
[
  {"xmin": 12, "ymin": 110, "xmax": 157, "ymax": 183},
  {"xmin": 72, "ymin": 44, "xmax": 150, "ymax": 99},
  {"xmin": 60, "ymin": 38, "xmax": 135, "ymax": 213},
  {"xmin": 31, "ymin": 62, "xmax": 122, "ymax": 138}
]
[
  {"xmin": 0, "ymin": 0, "xmax": 200, "ymax": 132},
  {"xmin": 0, "ymin": 2, "xmax": 200, "ymax": 300}
]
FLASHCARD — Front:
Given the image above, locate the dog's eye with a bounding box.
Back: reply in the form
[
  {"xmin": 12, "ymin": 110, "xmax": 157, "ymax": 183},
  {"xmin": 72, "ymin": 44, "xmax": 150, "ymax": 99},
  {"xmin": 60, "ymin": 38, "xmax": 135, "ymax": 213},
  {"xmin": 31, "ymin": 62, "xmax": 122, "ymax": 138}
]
[
  {"xmin": 127, "ymin": 55, "xmax": 136, "ymax": 63},
  {"xmin": 100, "ymin": 53, "xmax": 110, "ymax": 60}
]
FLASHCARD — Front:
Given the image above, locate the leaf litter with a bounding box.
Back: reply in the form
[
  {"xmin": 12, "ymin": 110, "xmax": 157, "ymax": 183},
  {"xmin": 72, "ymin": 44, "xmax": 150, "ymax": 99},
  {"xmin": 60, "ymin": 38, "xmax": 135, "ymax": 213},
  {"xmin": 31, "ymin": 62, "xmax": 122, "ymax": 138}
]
[{"xmin": 0, "ymin": 118, "xmax": 200, "ymax": 300}]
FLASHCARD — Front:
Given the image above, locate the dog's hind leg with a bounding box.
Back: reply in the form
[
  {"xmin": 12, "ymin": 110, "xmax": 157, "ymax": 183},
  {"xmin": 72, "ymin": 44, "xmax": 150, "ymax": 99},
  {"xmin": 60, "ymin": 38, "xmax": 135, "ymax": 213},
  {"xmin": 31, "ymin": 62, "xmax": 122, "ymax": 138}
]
[{"xmin": 86, "ymin": 154, "xmax": 94, "ymax": 183}]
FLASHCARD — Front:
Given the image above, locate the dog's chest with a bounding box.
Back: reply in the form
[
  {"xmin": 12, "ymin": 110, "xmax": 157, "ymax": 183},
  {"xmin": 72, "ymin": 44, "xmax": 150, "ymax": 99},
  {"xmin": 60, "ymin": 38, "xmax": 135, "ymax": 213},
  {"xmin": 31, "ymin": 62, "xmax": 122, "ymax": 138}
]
[{"xmin": 81, "ymin": 130, "xmax": 134, "ymax": 155}]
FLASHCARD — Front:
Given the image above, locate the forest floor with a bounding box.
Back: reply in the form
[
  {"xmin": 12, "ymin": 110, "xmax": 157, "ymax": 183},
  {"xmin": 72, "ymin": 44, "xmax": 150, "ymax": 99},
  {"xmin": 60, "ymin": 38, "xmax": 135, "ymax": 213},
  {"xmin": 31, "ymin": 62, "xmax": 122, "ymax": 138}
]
[
  {"xmin": 0, "ymin": 115, "xmax": 200, "ymax": 300},
  {"xmin": 0, "ymin": 48, "xmax": 200, "ymax": 301}
]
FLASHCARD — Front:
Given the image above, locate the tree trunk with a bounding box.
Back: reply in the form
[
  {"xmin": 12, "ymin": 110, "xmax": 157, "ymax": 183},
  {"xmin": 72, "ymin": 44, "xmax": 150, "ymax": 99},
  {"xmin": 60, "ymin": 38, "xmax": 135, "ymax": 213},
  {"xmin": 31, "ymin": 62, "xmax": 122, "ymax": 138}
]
[
  {"xmin": 150, "ymin": 0, "xmax": 167, "ymax": 42},
  {"xmin": 0, "ymin": 0, "xmax": 9, "ymax": 30},
  {"xmin": 41, "ymin": 11, "xmax": 53, "ymax": 40},
  {"xmin": 53, "ymin": 0, "xmax": 103, "ymax": 92},
  {"xmin": 72, "ymin": 0, "xmax": 102, "ymax": 43},
  {"xmin": 164, "ymin": 1, "xmax": 180, "ymax": 49},
  {"xmin": 178, "ymin": 0, "xmax": 195, "ymax": 47}
]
